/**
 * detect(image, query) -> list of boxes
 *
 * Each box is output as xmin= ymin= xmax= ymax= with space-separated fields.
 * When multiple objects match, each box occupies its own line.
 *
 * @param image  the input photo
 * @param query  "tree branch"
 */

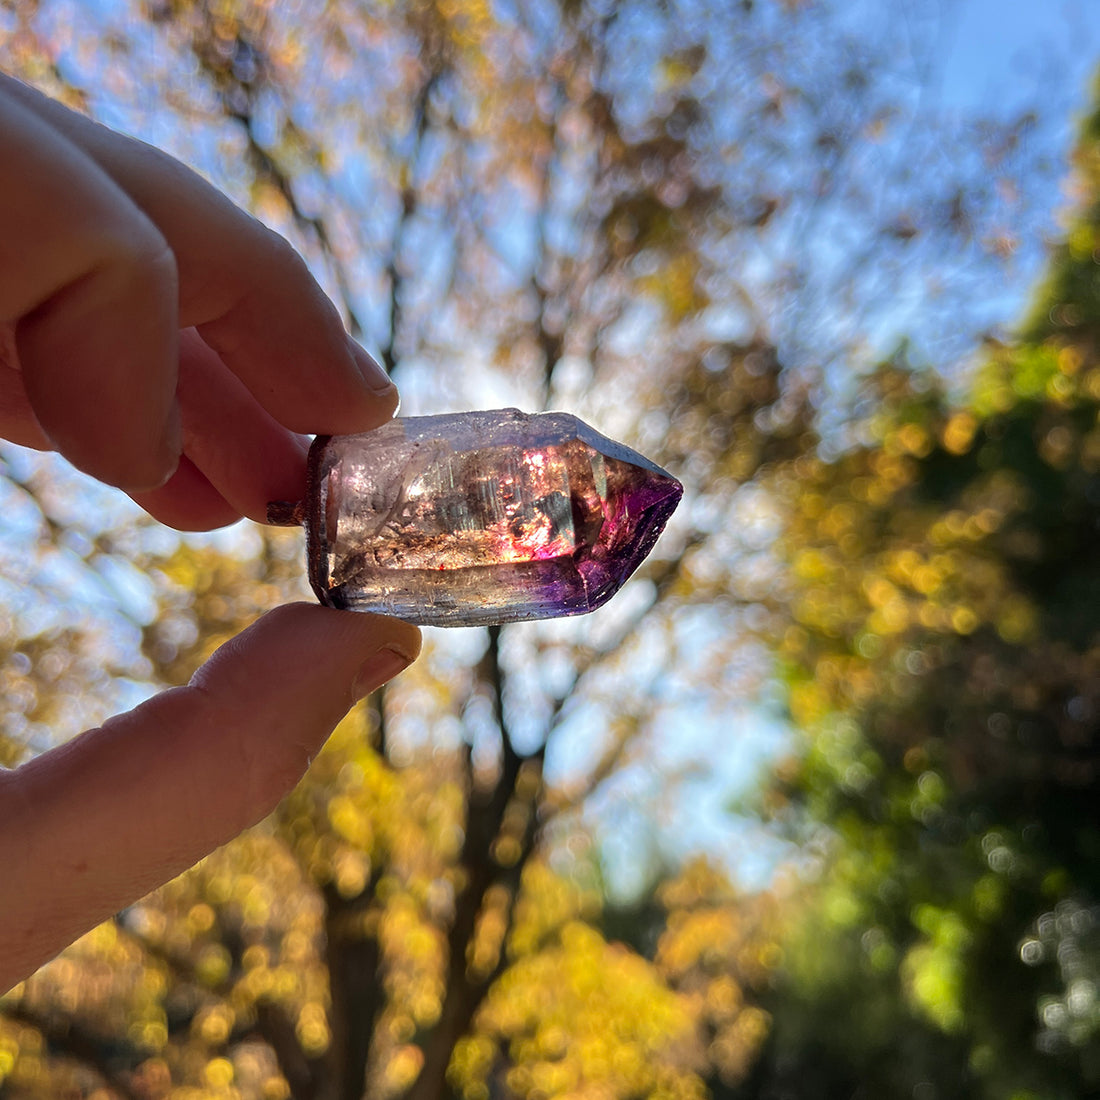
xmin=322 ymin=880 xmax=386 ymax=1100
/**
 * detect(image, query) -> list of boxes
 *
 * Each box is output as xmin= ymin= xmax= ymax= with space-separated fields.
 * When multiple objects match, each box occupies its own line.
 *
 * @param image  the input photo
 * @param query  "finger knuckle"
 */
xmin=100 ymin=220 xmax=177 ymax=301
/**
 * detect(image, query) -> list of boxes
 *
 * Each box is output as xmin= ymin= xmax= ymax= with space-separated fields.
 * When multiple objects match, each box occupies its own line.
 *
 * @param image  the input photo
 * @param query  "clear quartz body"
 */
xmin=303 ymin=409 xmax=682 ymax=627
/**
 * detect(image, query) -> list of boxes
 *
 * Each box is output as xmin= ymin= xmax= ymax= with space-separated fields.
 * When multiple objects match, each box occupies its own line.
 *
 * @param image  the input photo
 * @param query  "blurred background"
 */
xmin=2 ymin=0 xmax=1100 ymax=1097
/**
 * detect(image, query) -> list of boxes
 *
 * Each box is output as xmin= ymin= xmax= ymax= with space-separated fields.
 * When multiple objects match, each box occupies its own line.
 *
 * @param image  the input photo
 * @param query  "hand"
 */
xmin=0 ymin=76 xmax=421 ymax=991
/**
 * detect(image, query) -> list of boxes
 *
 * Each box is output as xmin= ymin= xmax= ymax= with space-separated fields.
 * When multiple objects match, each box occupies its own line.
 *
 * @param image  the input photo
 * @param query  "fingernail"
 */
xmin=107 ymin=402 xmax=182 ymax=491
xmin=347 ymin=337 xmax=395 ymax=396
xmin=352 ymin=645 xmax=414 ymax=699
xmin=139 ymin=402 xmax=183 ymax=491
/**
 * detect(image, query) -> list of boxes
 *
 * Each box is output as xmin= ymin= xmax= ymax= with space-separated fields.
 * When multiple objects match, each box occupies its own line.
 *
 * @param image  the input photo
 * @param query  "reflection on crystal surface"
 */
xmin=305 ymin=409 xmax=682 ymax=626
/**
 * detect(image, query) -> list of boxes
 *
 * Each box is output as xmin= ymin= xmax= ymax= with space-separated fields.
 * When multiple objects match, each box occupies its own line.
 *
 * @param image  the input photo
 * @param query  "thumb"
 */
xmin=0 ymin=603 xmax=420 ymax=990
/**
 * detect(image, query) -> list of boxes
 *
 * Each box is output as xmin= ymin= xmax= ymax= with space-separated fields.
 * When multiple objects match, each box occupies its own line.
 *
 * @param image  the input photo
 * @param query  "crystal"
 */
xmin=268 ymin=409 xmax=683 ymax=627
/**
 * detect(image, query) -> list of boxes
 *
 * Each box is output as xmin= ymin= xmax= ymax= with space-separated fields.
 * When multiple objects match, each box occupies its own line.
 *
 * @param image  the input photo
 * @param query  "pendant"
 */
xmin=268 ymin=409 xmax=683 ymax=627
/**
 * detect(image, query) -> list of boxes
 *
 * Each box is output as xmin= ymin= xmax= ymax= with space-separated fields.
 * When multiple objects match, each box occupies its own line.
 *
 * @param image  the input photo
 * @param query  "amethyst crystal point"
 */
xmin=275 ymin=409 xmax=682 ymax=627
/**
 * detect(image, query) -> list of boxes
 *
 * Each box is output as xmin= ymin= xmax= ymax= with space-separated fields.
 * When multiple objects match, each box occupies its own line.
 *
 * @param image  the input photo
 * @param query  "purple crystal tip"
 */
xmin=297 ymin=409 xmax=683 ymax=627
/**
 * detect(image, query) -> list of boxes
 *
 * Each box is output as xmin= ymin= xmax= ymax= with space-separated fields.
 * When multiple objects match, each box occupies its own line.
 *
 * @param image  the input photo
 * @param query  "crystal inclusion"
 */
xmin=277 ymin=410 xmax=682 ymax=627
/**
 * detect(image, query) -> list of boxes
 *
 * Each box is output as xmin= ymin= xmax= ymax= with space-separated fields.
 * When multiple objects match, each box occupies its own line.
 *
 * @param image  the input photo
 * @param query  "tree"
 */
xmin=0 ymin=1 xmax=1070 ymax=1098
xmin=742 ymin=75 xmax=1100 ymax=1100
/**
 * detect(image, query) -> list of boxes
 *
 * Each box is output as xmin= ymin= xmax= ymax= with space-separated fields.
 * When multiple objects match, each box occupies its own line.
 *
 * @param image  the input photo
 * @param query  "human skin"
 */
xmin=0 ymin=74 xmax=422 ymax=991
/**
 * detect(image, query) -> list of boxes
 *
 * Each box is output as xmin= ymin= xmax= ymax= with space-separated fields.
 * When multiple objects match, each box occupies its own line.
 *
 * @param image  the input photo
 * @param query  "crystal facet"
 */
xmin=270 ymin=409 xmax=683 ymax=627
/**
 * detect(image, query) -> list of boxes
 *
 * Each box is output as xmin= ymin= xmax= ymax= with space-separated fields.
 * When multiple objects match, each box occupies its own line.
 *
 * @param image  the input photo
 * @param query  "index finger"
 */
xmin=1 ymin=75 xmax=397 ymax=439
xmin=0 ymin=82 xmax=181 ymax=490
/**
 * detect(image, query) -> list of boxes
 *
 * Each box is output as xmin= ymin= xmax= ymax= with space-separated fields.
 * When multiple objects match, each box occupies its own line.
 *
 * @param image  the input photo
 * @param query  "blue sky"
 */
xmin=940 ymin=0 xmax=1100 ymax=114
